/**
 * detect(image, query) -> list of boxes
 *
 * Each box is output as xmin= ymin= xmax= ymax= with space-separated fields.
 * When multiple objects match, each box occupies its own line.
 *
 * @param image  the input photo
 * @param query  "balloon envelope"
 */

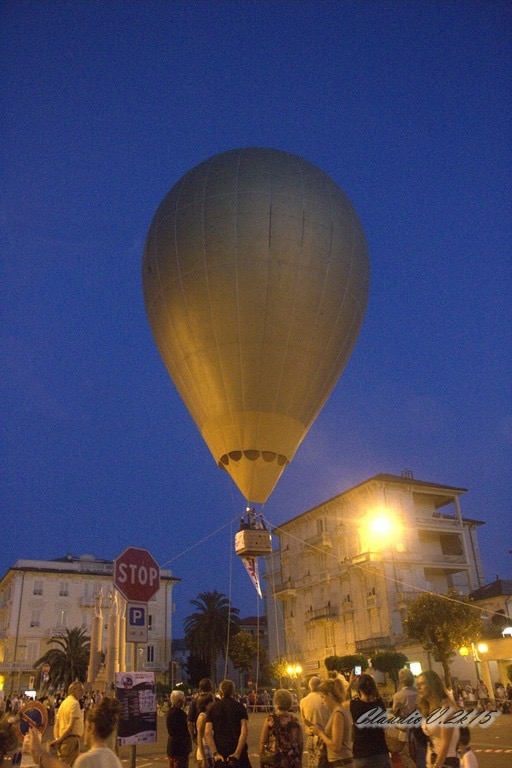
xmin=142 ymin=148 xmax=370 ymax=502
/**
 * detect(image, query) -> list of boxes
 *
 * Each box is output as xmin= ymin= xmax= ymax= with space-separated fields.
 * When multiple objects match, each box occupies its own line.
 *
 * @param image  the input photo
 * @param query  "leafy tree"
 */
xmin=184 ymin=590 xmax=240 ymax=682
xmin=228 ymin=631 xmax=259 ymax=675
xmin=34 ymin=627 xmax=90 ymax=691
xmin=269 ymin=656 xmax=292 ymax=687
xmin=404 ymin=591 xmax=483 ymax=687
xmin=370 ymin=651 xmax=409 ymax=691
xmin=184 ymin=654 xmax=210 ymax=687
xmin=325 ymin=654 xmax=367 ymax=676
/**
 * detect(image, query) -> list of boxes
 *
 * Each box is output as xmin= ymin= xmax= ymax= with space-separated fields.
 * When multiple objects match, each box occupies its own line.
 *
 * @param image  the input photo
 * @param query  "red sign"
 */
xmin=114 ymin=547 xmax=160 ymax=603
xmin=17 ymin=701 xmax=48 ymax=742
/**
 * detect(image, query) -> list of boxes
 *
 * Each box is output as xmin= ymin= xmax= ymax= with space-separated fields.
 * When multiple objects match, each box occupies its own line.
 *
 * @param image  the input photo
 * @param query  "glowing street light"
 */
xmin=459 ymin=641 xmax=488 ymax=683
xmin=363 ymin=509 xmax=403 ymax=552
xmin=286 ymin=663 xmax=302 ymax=678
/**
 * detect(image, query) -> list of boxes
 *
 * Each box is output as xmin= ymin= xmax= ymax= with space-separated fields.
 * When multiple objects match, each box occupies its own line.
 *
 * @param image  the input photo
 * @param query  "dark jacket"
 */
xmin=166 ymin=705 xmax=192 ymax=757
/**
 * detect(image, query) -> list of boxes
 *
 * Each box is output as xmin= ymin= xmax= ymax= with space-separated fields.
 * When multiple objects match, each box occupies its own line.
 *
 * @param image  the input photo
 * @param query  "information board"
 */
xmin=115 ymin=671 xmax=157 ymax=746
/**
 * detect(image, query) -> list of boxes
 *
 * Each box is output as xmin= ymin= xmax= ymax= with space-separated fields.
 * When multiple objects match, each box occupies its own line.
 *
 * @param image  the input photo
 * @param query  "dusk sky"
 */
xmin=2 ymin=1 xmax=511 ymax=636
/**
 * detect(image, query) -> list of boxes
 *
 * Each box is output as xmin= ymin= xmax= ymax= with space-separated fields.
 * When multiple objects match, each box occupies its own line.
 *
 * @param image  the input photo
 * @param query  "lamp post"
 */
xmin=459 ymin=642 xmax=489 ymax=690
xmin=286 ymin=663 xmax=303 ymax=704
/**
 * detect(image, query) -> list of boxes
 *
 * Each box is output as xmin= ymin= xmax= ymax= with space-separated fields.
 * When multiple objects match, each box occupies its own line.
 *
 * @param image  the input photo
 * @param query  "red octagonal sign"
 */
xmin=114 ymin=547 xmax=160 ymax=603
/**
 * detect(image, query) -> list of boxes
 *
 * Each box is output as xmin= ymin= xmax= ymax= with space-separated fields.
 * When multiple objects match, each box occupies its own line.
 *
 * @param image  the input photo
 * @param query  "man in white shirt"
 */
xmin=300 ymin=677 xmax=330 ymax=768
xmin=51 ymin=682 xmax=84 ymax=765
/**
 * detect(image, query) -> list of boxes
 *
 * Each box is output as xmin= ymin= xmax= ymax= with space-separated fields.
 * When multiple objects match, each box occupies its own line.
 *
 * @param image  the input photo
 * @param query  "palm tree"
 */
xmin=34 ymin=627 xmax=90 ymax=692
xmin=184 ymin=590 xmax=240 ymax=682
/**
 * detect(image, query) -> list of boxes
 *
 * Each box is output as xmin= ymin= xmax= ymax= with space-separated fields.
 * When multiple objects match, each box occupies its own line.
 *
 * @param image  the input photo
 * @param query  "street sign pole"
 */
xmin=113 ymin=548 xmax=160 ymax=768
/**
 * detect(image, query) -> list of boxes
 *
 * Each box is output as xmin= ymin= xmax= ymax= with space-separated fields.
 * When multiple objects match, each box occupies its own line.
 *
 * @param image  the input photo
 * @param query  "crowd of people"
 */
xmin=0 ymin=670 xmax=510 ymax=768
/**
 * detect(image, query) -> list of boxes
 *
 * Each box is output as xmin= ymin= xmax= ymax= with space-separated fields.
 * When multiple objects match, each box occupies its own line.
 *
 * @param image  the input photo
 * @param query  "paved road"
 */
xmin=25 ymin=709 xmax=511 ymax=768
xmin=115 ymin=710 xmax=512 ymax=768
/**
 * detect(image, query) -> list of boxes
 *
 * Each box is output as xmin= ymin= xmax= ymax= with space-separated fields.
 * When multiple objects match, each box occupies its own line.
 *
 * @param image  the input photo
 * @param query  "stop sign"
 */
xmin=114 ymin=547 xmax=160 ymax=603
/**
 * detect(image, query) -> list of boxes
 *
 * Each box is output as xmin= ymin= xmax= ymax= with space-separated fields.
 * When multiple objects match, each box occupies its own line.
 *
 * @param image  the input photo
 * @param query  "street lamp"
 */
xmin=286 ymin=663 xmax=302 ymax=678
xmin=365 ymin=510 xmax=403 ymax=551
xmin=286 ymin=663 xmax=303 ymax=704
xmin=459 ymin=641 xmax=488 ymax=684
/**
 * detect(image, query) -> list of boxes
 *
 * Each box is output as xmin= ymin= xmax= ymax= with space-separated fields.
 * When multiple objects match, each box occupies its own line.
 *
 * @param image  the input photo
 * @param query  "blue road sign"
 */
xmin=127 ymin=602 xmax=148 ymax=642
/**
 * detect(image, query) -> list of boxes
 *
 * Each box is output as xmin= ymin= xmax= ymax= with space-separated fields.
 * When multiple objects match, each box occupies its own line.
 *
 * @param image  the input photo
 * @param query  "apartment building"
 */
xmin=265 ymin=472 xmax=492 ymax=682
xmin=0 ymin=553 xmax=178 ymax=693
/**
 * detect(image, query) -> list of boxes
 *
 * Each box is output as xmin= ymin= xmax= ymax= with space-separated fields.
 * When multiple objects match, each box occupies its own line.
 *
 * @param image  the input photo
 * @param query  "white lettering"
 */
xmin=128 ymin=564 xmax=138 ymax=581
xmin=118 ymin=563 xmax=128 ymax=583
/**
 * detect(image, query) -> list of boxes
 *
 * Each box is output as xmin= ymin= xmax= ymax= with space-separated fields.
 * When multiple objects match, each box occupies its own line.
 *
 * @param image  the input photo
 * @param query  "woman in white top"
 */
xmin=417 ymin=671 xmax=460 ymax=768
xmin=30 ymin=697 xmax=123 ymax=768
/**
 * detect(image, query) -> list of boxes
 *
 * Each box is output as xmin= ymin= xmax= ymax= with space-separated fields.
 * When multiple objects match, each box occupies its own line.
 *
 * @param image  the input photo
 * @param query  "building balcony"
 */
xmin=306 ymin=531 xmax=333 ymax=550
xmin=48 ymin=626 xmax=67 ymax=637
xmin=350 ymin=551 xmax=382 ymax=565
xmin=355 ymin=636 xmax=394 ymax=653
xmin=272 ymin=579 xmax=297 ymax=598
xmin=415 ymin=514 xmax=461 ymax=532
xmin=306 ymin=604 xmax=339 ymax=623
xmin=429 ymin=553 xmax=467 ymax=566
xmin=340 ymin=600 xmax=354 ymax=614
xmin=301 ymin=572 xmax=314 ymax=587
xmin=79 ymin=596 xmax=97 ymax=607
xmin=0 ymin=661 xmax=34 ymax=672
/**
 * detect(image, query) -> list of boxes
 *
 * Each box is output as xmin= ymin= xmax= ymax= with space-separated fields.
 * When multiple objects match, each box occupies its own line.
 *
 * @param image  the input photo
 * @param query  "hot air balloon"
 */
xmin=142 ymin=147 xmax=370 ymax=505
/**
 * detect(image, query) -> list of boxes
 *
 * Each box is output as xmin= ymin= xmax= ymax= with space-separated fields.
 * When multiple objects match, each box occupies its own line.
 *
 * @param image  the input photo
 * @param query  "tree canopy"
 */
xmin=228 ymin=630 xmax=260 ymax=675
xmin=268 ymin=656 xmax=293 ymax=687
xmin=370 ymin=651 xmax=409 ymax=690
xmin=184 ymin=590 xmax=240 ymax=682
xmin=404 ymin=591 xmax=483 ymax=687
xmin=34 ymin=627 xmax=90 ymax=692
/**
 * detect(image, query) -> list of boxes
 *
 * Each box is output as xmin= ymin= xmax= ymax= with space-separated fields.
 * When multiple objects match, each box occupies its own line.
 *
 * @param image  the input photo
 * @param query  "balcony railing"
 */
xmin=355 ymin=636 xmax=394 ymax=653
xmin=306 ymin=531 xmax=333 ymax=550
xmin=79 ymin=596 xmax=97 ymax=607
xmin=350 ymin=551 xmax=381 ymax=565
xmin=429 ymin=553 xmax=467 ymax=565
xmin=306 ymin=605 xmax=339 ymax=623
xmin=0 ymin=661 xmax=34 ymax=672
xmin=272 ymin=579 xmax=297 ymax=598
xmin=415 ymin=514 xmax=462 ymax=532
xmin=48 ymin=626 xmax=67 ymax=637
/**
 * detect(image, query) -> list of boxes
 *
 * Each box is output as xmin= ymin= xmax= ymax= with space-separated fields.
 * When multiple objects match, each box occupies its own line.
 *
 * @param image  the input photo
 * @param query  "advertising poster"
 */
xmin=115 ymin=671 xmax=157 ymax=746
